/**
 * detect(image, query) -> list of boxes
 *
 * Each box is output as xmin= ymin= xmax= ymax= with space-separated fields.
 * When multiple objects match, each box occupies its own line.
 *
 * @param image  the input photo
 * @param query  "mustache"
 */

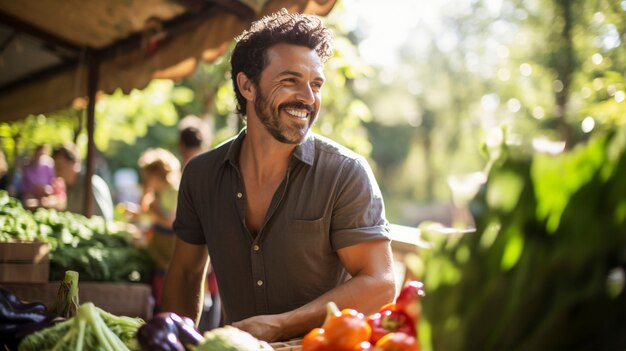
xmin=279 ymin=101 xmax=315 ymax=114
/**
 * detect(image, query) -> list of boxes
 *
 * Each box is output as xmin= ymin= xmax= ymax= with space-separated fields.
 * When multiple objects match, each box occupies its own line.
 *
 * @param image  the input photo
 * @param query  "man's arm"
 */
xmin=161 ymin=236 xmax=209 ymax=324
xmin=233 ymin=239 xmax=396 ymax=342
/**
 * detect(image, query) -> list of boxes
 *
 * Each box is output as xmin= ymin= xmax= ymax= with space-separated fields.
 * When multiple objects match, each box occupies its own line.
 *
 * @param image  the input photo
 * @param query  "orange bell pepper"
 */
xmin=301 ymin=302 xmax=372 ymax=351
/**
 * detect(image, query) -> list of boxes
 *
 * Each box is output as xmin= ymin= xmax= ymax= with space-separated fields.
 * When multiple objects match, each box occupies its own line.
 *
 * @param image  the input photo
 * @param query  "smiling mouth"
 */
xmin=285 ymin=108 xmax=309 ymax=119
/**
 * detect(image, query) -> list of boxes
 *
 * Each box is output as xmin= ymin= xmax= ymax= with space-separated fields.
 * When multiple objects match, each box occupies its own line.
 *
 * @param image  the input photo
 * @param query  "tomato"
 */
xmin=302 ymin=327 xmax=327 ymax=351
xmin=374 ymin=332 xmax=419 ymax=351
xmin=323 ymin=308 xmax=372 ymax=351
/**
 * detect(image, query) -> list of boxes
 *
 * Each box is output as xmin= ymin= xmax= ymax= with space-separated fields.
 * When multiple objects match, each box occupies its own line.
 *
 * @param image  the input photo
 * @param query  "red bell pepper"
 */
xmin=367 ymin=308 xmax=416 ymax=344
xmin=394 ymin=281 xmax=425 ymax=327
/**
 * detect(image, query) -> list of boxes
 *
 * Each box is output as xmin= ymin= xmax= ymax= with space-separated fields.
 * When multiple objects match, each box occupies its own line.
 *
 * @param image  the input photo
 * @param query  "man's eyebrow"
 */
xmin=278 ymin=70 xmax=325 ymax=82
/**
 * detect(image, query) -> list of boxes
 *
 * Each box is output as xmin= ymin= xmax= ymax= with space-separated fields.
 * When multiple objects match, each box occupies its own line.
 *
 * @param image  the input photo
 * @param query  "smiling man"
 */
xmin=161 ymin=8 xmax=396 ymax=342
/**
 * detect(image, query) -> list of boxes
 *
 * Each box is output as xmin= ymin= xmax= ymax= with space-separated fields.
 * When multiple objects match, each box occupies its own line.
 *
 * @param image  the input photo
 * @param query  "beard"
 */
xmin=253 ymin=87 xmax=316 ymax=145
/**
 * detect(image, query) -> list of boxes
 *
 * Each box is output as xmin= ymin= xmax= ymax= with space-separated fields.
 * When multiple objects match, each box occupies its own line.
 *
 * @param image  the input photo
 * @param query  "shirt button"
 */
xmin=257 ymin=280 xmax=263 ymax=286
xmin=253 ymin=245 xmax=260 ymax=252
xmin=237 ymin=192 xmax=243 ymax=198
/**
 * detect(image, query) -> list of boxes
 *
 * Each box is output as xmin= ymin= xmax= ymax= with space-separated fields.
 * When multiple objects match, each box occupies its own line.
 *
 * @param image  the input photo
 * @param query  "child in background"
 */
xmin=137 ymin=148 xmax=181 ymax=312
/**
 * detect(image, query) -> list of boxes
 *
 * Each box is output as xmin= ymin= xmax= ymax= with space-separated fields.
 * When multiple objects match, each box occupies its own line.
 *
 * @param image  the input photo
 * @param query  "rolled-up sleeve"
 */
xmin=330 ymin=156 xmax=390 ymax=250
xmin=173 ymin=166 xmax=206 ymax=245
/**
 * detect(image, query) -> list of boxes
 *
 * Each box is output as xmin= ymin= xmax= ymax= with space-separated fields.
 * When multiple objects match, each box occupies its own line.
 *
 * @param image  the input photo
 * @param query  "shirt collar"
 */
xmin=223 ymin=128 xmax=246 ymax=168
xmin=292 ymin=133 xmax=315 ymax=166
xmin=223 ymin=128 xmax=316 ymax=168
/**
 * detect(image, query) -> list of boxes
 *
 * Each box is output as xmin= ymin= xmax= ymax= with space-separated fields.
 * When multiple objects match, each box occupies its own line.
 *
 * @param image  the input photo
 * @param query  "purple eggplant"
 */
xmin=0 ymin=288 xmax=49 ymax=325
xmin=165 ymin=313 xmax=204 ymax=347
xmin=137 ymin=313 xmax=185 ymax=351
xmin=0 ymin=288 xmax=59 ymax=351
xmin=137 ymin=312 xmax=205 ymax=351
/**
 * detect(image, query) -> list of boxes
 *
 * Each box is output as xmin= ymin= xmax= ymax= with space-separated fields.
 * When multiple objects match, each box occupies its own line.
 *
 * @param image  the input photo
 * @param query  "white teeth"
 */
xmin=286 ymin=109 xmax=308 ymax=118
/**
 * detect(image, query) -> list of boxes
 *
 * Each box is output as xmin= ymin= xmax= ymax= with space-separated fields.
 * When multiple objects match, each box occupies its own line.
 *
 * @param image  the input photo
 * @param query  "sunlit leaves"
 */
xmin=94 ymin=80 xmax=187 ymax=149
xmin=0 ymin=112 xmax=78 ymax=164
xmin=487 ymin=170 xmax=524 ymax=212
xmin=532 ymin=135 xmax=606 ymax=232
xmin=577 ymin=70 xmax=626 ymax=127
xmin=479 ymin=220 xmax=501 ymax=249
xmin=500 ymin=225 xmax=524 ymax=270
xmin=170 ymin=86 xmax=195 ymax=105
xmin=214 ymin=83 xmax=236 ymax=117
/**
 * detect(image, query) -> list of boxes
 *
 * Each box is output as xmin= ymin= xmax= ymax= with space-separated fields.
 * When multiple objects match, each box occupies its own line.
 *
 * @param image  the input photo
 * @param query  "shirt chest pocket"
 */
xmin=283 ymin=217 xmax=332 ymax=256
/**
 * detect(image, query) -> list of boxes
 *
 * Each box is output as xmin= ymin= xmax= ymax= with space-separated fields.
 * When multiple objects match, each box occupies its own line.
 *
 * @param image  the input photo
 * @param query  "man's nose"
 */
xmin=296 ymin=83 xmax=315 ymax=105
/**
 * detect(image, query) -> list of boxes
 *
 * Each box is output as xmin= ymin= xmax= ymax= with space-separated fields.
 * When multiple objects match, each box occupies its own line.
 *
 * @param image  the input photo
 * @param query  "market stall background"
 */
xmin=2 ymin=1 xmax=626 ymax=350
xmin=0 ymin=0 xmax=337 ymax=215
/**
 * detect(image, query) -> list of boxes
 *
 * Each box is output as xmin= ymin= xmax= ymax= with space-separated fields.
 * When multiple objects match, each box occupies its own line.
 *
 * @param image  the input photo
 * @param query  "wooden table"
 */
xmin=388 ymin=223 xmax=431 ymax=258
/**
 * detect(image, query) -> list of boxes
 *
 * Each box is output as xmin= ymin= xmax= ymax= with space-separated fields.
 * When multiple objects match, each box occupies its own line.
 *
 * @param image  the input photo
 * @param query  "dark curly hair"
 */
xmin=230 ymin=8 xmax=333 ymax=116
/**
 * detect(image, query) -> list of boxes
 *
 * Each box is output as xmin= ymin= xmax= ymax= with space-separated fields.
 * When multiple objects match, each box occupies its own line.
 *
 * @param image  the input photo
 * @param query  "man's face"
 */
xmin=252 ymin=43 xmax=325 ymax=144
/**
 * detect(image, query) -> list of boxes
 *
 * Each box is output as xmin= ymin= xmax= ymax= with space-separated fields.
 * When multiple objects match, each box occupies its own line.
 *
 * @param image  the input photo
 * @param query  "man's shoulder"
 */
xmin=312 ymin=133 xmax=363 ymax=162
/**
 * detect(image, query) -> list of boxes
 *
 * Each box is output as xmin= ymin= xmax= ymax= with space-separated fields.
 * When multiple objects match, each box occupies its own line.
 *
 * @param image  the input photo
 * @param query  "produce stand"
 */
xmin=0 ymin=241 xmax=49 ymax=283
xmin=270 ymin=339 xmax=302 ymax=350
xmin=0 ymin=281 xmax=153 ymax=320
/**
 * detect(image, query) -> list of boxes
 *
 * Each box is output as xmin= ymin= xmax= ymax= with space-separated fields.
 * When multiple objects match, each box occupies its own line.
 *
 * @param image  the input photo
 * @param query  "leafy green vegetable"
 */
xmin=414 ymin=127 xmax=626 ymax=350
xmin=0 ymin=191 xmax=152 ymax=283
xmin=52 ymin=271 xmax=80 ymax=318
xmin=18 ymin=302 xmax=143 ymax=351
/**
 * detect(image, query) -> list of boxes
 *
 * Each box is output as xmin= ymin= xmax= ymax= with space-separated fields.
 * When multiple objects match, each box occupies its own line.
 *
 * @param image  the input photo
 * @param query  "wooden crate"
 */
xmin=0 ymin=281 xmax=154 ymax=320
xmin=0 ymin=241 xmax=49 ymax=283
xmin=270 ymin=339 xmax=302 ymax=351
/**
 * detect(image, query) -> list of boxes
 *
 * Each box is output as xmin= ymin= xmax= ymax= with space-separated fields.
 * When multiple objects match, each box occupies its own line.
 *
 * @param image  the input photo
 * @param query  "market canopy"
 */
xmin=0 ymin=0 xmax=336 ymax=216
xmin=0 ymin=0 xmax=337 ymax=123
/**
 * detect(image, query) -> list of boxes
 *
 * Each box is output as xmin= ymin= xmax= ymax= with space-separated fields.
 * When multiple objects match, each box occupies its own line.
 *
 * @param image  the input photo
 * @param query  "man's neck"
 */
xmin=240 ymin=129 xmax=294 ymax=183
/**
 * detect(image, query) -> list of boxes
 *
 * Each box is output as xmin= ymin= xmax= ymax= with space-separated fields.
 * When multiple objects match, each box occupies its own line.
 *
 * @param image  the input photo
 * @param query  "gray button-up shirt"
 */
xmin=174 ymin=130 xmax=389 ymax=324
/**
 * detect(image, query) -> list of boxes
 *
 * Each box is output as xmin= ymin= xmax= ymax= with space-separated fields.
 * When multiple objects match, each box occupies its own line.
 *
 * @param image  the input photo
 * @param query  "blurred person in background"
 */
xmin=178 ymin=115 xmax=221 ymax=331
xmin=178 ymin=115 xmax=209 ymax=166
xmin=21 ymin=144 xmax=64 ymax=209
xmin=135 ymin=147 xmax=181 ymax=313
xmin=52 ymin=144 xmax=114 ymax=221
xmin=0 ymin=148 xmax=9 ymax=191
xmin=7 ymin=154 xmax=25 ymax=199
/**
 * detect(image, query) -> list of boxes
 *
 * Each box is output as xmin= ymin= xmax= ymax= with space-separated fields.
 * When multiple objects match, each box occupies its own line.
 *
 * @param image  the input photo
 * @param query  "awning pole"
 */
xmin=83 ymin=50 xmax=99 ymax=217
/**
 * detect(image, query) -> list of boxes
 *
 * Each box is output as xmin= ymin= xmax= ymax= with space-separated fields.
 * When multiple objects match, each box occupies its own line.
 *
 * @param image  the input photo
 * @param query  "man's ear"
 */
xmin=237 ymin=72 xmax=256 ymax=101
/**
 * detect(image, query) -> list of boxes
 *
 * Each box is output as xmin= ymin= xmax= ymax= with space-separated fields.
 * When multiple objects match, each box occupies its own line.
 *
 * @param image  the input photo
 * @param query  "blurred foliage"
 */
xmin=410 ymin=125 xmax=626 ymax=350
xmin=0 ymin=0 xmax=625 ymax=226
xmin=346 ymin=0 xmax=626 ymax=224
xmin=0 ymin=80 xmax=191 ymax=173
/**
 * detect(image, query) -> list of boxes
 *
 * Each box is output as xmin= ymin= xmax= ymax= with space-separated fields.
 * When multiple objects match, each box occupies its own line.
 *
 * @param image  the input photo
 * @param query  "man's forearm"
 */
xmin=279 ymin=273 xmax=395 ymax=340
xmin=161 ymin=269 xmax=206 ymax=324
